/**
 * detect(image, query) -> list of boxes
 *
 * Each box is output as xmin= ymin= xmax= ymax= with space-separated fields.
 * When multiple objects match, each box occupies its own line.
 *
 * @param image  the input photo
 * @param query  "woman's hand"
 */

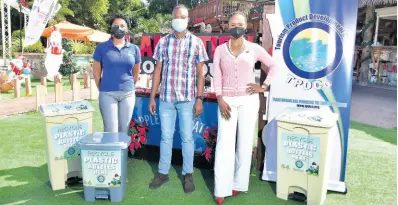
xmin=246 ymin=83 xmax=264 ymax=95
xmin=93 ymin=61 xmax=102 ymax=89
xmin=217 ymin=97 xmax=231 ymax=120
xmin=133 ymin=63 xmax=140 ymax=85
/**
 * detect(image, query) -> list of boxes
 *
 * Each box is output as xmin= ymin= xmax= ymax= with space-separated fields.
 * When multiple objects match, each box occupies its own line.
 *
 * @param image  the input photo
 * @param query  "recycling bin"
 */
xmin=276 ymin=109 xmax=338 ymax=205
xmin=78 ymin=132 xmax=131 ymax=202
xmin=39 ymin=100 xmax=94 ymax=190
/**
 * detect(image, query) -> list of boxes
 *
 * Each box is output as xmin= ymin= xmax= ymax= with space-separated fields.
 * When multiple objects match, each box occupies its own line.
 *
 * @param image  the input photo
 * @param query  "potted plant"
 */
xmin=58 ymin=38 xmax=80 ymax=87
xmin=127 ymin=119 xmax=149 ymax=156
xmin=202 ymin=124 xmax=218 ymax=165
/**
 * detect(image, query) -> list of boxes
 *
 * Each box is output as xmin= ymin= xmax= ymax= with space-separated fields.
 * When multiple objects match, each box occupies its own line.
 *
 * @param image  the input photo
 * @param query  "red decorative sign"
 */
xmin=21 ymin=0 xmax=28 ymax=8
xmin=192 ymin=18 xmax=204 ymax=24
xmin=250 ymin=12 xmax=261 ymax=19
xmin=139 ymin=33 xmax=256 ymax=60
xmin=137 ymin=33 xmax=258 ymax=96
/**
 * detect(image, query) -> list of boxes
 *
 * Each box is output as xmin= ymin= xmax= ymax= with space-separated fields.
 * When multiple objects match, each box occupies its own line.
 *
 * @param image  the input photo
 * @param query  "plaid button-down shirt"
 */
xmin=153 ymin=31 xmax=209 ymax=102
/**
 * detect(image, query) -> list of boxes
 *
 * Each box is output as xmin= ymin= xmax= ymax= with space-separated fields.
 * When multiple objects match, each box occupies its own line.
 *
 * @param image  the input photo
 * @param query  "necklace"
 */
xmin=228 ymin=39 xmax=246 ymax=58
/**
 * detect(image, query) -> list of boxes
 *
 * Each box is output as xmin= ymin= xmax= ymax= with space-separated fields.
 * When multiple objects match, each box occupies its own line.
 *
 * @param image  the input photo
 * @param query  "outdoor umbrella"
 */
xmin=41 ymin=21 xmax=94 ymax=41
xmin=85 ymin=30 xmax=111 ymax=43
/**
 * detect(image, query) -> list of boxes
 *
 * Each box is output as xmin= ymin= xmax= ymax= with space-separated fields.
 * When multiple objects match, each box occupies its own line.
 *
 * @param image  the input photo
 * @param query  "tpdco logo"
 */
xmin=275 ymin=14 xmax=346 ymax=90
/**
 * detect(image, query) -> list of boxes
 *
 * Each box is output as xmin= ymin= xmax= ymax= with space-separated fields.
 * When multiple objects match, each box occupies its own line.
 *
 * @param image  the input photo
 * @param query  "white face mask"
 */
xmin=172 ymin=19 xmax=188 ymax=32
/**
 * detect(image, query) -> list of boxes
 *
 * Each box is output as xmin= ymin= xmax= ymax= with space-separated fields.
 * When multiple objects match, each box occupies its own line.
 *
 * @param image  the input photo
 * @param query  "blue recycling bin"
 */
xmin=78 ymin=132 xmax=131 ymax=202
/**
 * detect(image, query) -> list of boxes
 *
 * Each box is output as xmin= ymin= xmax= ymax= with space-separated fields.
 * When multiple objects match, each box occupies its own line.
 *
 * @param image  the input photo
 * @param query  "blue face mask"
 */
xmin=172 ymin=19 xmax=188 ymax=32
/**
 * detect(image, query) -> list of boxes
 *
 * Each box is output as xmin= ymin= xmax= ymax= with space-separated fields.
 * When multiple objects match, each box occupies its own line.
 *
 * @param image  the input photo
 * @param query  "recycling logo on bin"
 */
xmin=97 ymin=175 xmax=105 ymax=183
xmin=295 ymin=160 xmax=304 ymax=168
xmin=68 ymin=147 xmax=76 ymax=155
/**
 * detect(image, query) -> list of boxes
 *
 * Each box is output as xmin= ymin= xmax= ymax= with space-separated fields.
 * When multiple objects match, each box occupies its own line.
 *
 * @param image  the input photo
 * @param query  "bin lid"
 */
xmin=39 ymin=100 xmax=94 ymax=116
xmin=78 ymin=132 xmax=131 ymax=149
xmin=276 ymin=109 xmax=338 ymax=128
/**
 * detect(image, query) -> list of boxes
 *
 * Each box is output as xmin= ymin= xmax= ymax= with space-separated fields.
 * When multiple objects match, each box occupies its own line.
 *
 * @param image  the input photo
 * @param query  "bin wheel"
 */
xmin=343 ymin=186 xmax=348 ymax=195
xmin=66 ymin=176 xmax=82 ymax=185
xmin=288 ymin=192 xmax=306 ymax=202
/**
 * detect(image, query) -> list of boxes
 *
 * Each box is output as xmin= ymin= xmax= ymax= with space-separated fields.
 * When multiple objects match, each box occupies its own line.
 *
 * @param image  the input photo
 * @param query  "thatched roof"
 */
xmin=359 ymin=0 xmax=397 ymax=8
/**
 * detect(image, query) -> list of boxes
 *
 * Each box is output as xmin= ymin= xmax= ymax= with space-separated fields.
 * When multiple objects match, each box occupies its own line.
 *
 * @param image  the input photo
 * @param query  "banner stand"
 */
xmin=261 ymin=0 xmax=358 ymax=194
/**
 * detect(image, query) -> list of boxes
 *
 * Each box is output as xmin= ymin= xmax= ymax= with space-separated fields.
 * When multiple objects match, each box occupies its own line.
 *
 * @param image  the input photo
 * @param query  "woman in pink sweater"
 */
xmin=213 ymin=12 xmax=277 ymax=204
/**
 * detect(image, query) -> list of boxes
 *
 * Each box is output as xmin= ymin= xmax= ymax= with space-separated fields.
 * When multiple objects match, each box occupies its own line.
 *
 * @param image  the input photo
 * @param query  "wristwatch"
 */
xmin=196 ymin=96 xmax=204 ymax=101
xmin=261 ymin=84 xmax=269 ymax=92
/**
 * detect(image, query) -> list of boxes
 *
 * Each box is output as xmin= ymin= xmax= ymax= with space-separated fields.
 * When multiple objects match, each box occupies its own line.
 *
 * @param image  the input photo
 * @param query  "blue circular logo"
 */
xmin=295 ymin=160 xmax=304 ymax=168
xmin=283 ymin=22 xmax=343 ymax=79
xmin=67 ymin=147 xmax=75 ymax=155
xmin=97 ymin=175 xmax=105 ymax=183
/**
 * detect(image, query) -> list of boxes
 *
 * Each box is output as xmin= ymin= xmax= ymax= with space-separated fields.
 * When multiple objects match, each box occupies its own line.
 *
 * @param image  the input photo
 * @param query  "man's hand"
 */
xmin=148 ymin=98 xmax=157 ymax=115
xmin=194 ymin=100 xmax=203 ymax=117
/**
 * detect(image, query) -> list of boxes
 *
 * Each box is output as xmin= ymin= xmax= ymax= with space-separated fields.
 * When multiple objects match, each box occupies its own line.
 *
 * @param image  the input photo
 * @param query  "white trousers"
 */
xmin=214 ymin=94 xmax=260 ymax=197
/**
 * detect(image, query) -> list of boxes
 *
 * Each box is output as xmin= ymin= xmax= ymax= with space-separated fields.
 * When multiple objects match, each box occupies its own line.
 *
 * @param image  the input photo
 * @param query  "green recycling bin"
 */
xmin=39 ymin=100 xmax=94 ymax=190
xmin=78 ymin=132 xmax=131 ymax=202
xmin=276 ymin=109 xmax=338 ymax=205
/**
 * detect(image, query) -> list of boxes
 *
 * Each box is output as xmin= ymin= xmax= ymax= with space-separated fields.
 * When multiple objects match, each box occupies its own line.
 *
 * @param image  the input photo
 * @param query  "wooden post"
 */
xmin=256 ymin=4 xmax=275 ymax=171
xmin=14 ymin=78 xmax=20 ymax=98
xmin=54 ymin=76 xmax=63 ymax=102
xmin=70 ymin=73 xmax=77 ymax=89
xmin=353 ymin=49 xmax=358 ymax=80
xmin=73 ymin=75 xmax=79 ymax=90
xmin=40 ymin=76 xmax=48 ymax=95
xmin=359 ymin=7 xmax=376 ymax=86
xmin=25 ymin=77 xmax=32 ymax=96
xmin=376 ymin=50 xmax=382 ymax=84
xmin=36 ymin=85 xmax=46 ymax=110
xmin=72 ymin=81 xmax=80 ymax=101
xmin=84 ymin=73 xmax=89 ymax=88
xmin=40 ymin=76 xmax=46 ymax=86
xmin=90 ymin=79 xmax=99 ymax=100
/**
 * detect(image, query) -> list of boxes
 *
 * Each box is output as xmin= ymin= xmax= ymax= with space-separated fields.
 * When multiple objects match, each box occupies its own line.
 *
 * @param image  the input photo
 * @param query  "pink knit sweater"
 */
xmin=213 ymin=40 xmax=277 ymax=97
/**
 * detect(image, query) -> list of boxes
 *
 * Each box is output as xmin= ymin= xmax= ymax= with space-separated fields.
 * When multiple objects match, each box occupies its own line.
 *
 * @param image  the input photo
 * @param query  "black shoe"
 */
xmin=183 ymin=173 xmax=195 ymax=194
xmin=149 ymin=174 xmax=169 ymax=189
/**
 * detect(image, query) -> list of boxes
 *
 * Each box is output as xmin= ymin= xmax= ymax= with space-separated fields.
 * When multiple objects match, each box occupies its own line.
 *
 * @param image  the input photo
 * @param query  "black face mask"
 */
xmin=229 ymin=27 xmax=246 ymax=39
xmin=111 ymin=26 xmax=126 ymax=39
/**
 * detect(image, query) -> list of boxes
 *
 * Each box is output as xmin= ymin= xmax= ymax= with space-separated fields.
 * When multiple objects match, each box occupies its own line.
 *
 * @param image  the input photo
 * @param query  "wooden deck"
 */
xmin=188 ymin=0 xmax=274 ymax=32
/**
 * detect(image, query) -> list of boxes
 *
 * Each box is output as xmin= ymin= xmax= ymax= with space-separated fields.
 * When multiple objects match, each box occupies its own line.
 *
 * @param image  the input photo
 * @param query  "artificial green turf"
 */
xmin=0 ymin=102 xmax=396 ymax=205
xmin=350 ymin=121 xmax=397 ymax=145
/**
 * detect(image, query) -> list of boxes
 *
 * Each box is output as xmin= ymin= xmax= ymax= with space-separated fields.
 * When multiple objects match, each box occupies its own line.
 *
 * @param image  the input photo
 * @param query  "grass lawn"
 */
xmin=0 ymin=101 xmax=396 ymax=205
xmin=0 ymin=78 xmax=85 ymax=101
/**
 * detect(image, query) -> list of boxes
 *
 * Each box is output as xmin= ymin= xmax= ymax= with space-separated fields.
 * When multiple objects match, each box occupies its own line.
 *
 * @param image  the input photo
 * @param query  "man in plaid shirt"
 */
xmin=148 ymin=5 xmax=209 ymax=194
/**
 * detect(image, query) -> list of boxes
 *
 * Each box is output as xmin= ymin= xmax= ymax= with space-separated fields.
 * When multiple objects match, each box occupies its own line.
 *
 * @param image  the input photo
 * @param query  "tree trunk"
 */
xmin=359 ymin=7 xmax=375 ymax=86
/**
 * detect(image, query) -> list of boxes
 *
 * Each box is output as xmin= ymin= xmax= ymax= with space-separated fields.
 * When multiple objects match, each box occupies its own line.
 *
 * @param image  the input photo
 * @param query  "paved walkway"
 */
xmin=352 ymin=80 xmax=397 ymax=91
xmin=350 ymin=84 xmax=397 ymax=128
xmin=0 ymin=88 xmax=91 ymax=117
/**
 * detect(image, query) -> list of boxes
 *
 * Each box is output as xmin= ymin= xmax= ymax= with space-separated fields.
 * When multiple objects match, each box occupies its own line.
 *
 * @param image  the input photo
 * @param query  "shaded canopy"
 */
xmin=42 ymin=21 xmax=110 ymax=42
xmin=359 ymin=0 xmax=397 ymax=8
